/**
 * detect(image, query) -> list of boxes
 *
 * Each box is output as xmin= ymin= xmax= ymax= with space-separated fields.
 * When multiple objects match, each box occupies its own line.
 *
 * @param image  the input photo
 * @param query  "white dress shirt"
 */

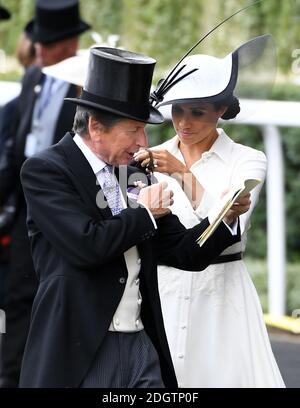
xmin=25 ymin=76 xmax=69 ymax=157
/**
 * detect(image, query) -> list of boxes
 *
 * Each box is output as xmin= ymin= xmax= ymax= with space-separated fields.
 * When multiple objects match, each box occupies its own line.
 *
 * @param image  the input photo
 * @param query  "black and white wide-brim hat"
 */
xmin=157 ymin=34 xmax=274 ymax=107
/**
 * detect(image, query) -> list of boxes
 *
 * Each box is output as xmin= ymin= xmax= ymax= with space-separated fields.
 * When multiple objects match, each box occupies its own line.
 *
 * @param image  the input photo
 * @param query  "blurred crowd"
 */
xmin=0 ymin=0 xmax=91 ymax=387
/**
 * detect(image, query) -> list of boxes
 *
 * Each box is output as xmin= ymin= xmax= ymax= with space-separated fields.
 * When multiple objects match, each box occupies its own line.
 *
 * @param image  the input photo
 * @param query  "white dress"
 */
xmin=155 ymin=129 xmax=285 ymax=388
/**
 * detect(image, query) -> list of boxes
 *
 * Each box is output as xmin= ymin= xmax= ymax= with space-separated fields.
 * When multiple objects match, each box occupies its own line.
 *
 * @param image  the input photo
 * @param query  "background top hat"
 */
xmin=65 ymin=47 xmax=164 ymax=125
xmin=29 ymin=0 xmax=90 ymax=44
xmin=0 ymin=5 xmax=11 ymax=20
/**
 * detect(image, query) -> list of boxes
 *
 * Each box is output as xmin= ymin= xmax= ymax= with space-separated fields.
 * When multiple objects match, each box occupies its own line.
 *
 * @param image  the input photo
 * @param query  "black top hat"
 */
xmin=29 ymin=0 xmax=90 ymax=44
xmin=0 ymin=5 xmax=10 ymax=20
xmin=65 ymin=47 xmax=164 ymax=125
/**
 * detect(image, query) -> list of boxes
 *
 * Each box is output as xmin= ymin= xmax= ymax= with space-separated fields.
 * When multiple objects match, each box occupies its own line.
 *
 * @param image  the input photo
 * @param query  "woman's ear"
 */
xmin=219 ymin=106 xmax=228 ymax=118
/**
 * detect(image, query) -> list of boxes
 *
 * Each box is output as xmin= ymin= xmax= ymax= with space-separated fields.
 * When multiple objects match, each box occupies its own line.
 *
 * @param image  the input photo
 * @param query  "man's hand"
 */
xmin=137 ymin=181 xmax=174 ymax=219
xmin=223 ymin=193 xmax=251 ymax=226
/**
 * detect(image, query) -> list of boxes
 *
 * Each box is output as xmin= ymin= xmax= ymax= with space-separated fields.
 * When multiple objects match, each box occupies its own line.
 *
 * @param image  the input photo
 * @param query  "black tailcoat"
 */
xmin=0 ymin=66 xmax=77 ymax=387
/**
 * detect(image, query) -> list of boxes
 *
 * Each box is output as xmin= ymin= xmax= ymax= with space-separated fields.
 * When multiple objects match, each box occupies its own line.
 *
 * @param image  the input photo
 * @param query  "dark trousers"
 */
xmin=80 ymin=331 xmax=165 ymax=388
xmin=0 ymin=209 xmax=38 ymax=387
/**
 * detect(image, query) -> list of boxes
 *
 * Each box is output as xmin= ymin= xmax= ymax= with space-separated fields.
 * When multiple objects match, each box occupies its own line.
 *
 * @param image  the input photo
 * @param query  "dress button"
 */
xmin=184 ymin=296 xmax=190 ymax=300
xmin=137 ymin=298 xmax=142 ymax=305
xmin=135 ymin=319 xmax=140 ymax=327
xmin=119 ymin=277 xmax=126 ymax=284
xmin=115 ymin=319 xmax=120 ymax=326
xmin=181 ymin=325 xmax=187 ymax=329
xmin=137 ymin=258 xmax=141 ymax=265
xmin=135 ymin=278 xmax=140 ymax=285
xmin=178 ymin=354 xmax=184 ymax=359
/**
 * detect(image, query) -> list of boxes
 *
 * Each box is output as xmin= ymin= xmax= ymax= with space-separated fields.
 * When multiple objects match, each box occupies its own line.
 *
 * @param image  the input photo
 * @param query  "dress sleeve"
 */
xmin=227 ymin=148 xmax=267 ymax=234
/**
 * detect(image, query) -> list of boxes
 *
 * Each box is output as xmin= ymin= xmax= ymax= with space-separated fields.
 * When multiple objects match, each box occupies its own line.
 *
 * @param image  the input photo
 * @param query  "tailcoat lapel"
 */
xmin=58 ymin=133 xmax=112 ymax=219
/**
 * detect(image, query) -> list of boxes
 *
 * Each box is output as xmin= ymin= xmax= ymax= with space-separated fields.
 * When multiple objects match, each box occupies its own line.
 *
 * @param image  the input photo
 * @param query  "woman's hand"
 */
xmin=133 ymin=149 xmax=188 ymax=175
xmin=223 ymin=193 xmax=251 ymax=226
xmin=133 ymin=148 xmax=204 ymax=209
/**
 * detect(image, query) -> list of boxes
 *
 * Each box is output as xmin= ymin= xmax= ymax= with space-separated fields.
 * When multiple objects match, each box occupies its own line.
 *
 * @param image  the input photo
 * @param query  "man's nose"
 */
xmin=136 ymin=129 xmax=148 ymax=147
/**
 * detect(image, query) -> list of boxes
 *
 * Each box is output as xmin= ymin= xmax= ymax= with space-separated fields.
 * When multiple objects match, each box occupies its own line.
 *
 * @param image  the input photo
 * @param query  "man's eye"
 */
xmin=192 ymin=111 xmax=204 ymax=117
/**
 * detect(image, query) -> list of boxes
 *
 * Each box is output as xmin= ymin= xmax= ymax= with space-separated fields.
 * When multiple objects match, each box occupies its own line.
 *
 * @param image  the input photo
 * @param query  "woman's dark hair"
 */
xmin=213 ymin=95 xmax=240 ymax=120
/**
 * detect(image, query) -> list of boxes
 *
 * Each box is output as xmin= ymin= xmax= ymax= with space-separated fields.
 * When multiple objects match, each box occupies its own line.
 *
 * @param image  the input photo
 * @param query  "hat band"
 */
xmin=81 ymin=90 xmax=150 ymax=120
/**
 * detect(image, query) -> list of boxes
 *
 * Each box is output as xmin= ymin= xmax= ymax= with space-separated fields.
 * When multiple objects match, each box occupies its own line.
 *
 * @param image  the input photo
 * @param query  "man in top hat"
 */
xmin=19 ymin=47 xmax=249 ymax=388
xmin=0 ymin=0 xmax=90 ymax=387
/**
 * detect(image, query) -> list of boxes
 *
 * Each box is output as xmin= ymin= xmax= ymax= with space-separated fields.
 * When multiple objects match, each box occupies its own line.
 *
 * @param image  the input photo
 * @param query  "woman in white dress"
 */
xmin=134 ymin=37 xmax=285 ymax=387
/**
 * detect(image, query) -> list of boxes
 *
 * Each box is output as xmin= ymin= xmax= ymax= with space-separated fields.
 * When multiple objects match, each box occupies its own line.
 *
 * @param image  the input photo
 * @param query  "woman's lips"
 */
xmin=178 ymin=131 xmax=194 ymax=138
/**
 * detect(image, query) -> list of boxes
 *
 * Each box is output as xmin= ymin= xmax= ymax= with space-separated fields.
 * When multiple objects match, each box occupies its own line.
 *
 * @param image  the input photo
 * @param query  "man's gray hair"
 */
xmin=73 ymin=106 xmax=123 ymax=137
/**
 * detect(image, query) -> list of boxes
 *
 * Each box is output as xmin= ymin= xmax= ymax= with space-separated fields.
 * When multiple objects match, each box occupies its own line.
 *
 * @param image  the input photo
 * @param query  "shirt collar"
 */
xmin=163 ymin=135 xmax=185 ymax=162
xmin=207 ymin=128 xmax=233 ymax=163
xmin=44 ymin=75 xmax=68 ymax=94
xmin=163 ymin=128 xmax=233 ymax=164
xmin=73 ymin=133 xmax=107 ymax=174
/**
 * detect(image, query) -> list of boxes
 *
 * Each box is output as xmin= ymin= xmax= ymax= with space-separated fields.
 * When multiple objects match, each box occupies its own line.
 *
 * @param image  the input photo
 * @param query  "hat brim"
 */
xmin=0 ymin=6 xmax=10 ymax=20
xmin=31 ymin=19 xmax=90 ymax=44
xmin=157 ymin=54 xmax=238 ymax=108
xmin=65 ymin=97 xmax=164 ymax=125
xmin=42 ymin=50 xmax=89 ymax=87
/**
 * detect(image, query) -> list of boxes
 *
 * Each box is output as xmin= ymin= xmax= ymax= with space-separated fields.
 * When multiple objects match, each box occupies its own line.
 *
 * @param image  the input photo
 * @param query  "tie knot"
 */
xmin=104 ymin=164 xmax=113 ymax=175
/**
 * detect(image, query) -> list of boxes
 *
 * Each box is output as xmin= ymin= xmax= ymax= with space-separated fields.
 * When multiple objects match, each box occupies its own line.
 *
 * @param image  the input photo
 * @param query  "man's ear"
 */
xmin=88 ymin=116 xmax=103 ymax=141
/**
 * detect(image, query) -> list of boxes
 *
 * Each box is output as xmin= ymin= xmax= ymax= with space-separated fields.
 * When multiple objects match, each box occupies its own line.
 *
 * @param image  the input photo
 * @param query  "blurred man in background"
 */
xmin=0 ymin=0 xmax=90 ymax=387
xmin=0 ymin=22 xmax=36 ymax=311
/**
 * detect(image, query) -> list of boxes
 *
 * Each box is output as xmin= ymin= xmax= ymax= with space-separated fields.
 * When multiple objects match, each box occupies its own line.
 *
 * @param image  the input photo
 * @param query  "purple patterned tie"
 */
xmin=102 ymin=165 xmax=123 ymax=215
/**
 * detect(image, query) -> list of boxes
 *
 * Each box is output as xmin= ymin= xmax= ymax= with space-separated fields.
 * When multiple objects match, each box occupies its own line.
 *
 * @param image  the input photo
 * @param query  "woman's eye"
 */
xmin=172 ymin=108 xmax=182 ymax=115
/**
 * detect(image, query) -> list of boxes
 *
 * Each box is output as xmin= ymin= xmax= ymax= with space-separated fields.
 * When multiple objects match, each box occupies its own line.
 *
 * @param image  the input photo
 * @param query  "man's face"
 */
xmin=88 ymin=117 xmax=148 ymax=166
xmin=35 ymin=36 xmax=78 ymax=67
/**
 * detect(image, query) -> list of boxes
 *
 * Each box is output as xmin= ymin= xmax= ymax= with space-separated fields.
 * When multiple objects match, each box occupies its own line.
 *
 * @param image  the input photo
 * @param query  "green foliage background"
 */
xmin=1 ymin=0 xmax=300 ymax=75
xmin=0 ymin=0 xmax=300 ymax=264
